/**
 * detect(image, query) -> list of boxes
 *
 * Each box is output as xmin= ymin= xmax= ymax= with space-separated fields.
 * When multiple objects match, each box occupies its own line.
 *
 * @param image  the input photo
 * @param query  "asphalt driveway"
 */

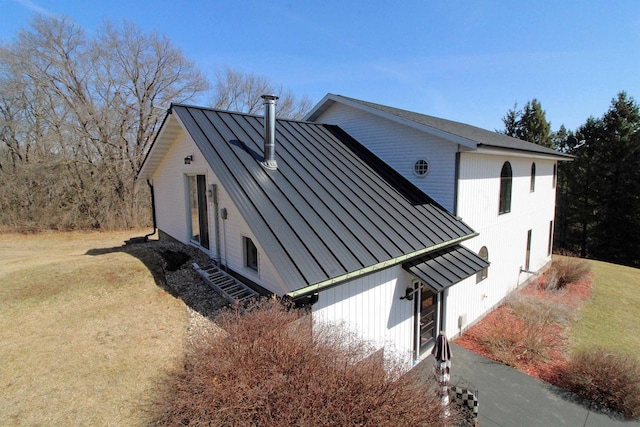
xmin=416 ymin=343 xmax=639 ymax=426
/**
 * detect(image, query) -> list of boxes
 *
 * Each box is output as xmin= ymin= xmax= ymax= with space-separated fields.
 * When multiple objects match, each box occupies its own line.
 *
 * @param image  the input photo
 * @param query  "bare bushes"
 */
xmin=544 ymin=255 xmax=591 ymax=291
xmin=478 ymin=295 xmax=570 ymax=367
xmin=148 ymin=299 xmax=450 ymax=426
xmin=561 ymin=348 xmax=640 ymax=419
xmin=0 ymin=160 xmax=151 ymax=231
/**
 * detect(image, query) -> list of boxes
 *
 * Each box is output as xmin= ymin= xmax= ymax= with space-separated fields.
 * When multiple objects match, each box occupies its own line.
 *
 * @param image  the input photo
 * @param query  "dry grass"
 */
xmin=0 ymin=231 xmax=188 ymax=426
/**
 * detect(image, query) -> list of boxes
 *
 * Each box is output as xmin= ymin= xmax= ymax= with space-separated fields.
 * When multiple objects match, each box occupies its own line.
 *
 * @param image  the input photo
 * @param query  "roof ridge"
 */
xmin=171 ymin=103 xmax=318 ymax=124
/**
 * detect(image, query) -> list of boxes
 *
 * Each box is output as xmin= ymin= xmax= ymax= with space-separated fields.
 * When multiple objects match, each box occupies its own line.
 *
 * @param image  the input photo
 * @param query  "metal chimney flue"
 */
xmin=261 ymin=94 xmax=279 ymax=170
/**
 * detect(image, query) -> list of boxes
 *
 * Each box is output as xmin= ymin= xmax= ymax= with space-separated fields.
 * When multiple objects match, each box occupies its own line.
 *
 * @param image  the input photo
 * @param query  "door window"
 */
xmin=187 ymin=175 xmax=209 ymax=249
xmin=415 ymin=284 xmax=437 ymax=358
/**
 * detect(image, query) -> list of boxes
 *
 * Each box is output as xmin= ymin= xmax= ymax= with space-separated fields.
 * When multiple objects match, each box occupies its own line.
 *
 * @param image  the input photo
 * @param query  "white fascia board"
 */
xmin=137 ymin=111 xmax=187 ymax=181
xmin=475 ymin=146 xmax=574 ymax=161
xmin=303 ymin=93 xmax=337 ymax=121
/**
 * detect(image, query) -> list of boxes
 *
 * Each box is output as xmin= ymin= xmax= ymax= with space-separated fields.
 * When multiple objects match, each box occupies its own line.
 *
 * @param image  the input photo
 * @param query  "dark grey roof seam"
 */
xmin=188 ymin=108 xmax=315 ymax=284
xmin=271 ymin=120 xmax=388 ymax=263
xmin=233 ymin=114 xmax=359 ymax=273
xmin=303 ymin=123 xmax=455 ymax=247
xmin=327 ymin=125 xmax=472 ymax=241
xmin=288 ymin=121 xmax=418 ymax=252
xmin=206 ymin=110 xmax=338 ymax=281
xmin=246 ymin=117 xmax=381 ymax=267
xmin=276 ymin=120 xmax=407 ymax=256
xmin=216 ymin=112 xmax=349 ymax=278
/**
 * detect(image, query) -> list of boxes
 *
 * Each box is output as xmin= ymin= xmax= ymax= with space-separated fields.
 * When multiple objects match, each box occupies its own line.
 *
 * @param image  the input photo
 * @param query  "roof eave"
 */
xmin=475 ymin=144 xmax=574 ymax=161
xmin=136 ymin=106 xmax=177 ymax=181
xmin=285 ymin=232 xmax=478 ymax=299
xmin=304 ymin=93 xmax=337 ymax=121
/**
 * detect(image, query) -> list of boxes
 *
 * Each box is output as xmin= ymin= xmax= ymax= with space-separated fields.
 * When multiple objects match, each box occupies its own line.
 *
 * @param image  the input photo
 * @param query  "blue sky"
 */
xmin=1 ymin=0 xmax=639 ymax=132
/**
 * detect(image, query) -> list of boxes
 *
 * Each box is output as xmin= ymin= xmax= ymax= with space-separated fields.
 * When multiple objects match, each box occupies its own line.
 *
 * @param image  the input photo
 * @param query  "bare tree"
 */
xmin=210 ymin=67 xmax=311 ymax=120
xmin=0 ymin=16 xmax=208 ymax=230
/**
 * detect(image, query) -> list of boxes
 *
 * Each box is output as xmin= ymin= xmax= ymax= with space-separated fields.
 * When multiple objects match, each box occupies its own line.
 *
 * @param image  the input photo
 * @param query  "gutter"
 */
xmin=286 ymin=233 xmax=478 ymax=299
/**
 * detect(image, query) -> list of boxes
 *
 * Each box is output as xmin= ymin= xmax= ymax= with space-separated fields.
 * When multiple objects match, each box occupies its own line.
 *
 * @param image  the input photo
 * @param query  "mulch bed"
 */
xmin=455 ymin=274 xmax=593 ymax=386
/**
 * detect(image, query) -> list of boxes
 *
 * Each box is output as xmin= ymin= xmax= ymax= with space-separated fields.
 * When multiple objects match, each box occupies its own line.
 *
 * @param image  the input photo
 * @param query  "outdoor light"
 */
xmin=184 ymin=155 xmax=194 ymax=165
xmin=400 ymin=287 xmax=414 ymax=301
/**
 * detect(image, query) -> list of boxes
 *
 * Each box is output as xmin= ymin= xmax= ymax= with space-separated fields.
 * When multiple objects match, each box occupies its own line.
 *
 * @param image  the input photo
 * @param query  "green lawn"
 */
xmin=569 ymin=259 xmax=640 ymax=357
xmin=0 ymin=231 xmax=188 ymax=426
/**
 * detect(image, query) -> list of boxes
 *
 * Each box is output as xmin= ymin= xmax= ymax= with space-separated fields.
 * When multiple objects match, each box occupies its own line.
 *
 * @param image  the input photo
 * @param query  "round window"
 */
xmin=413 ymin=159 xmax=430 ymax=177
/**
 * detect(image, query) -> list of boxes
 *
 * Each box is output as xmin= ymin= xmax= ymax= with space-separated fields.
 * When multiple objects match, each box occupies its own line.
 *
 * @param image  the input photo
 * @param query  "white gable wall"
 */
xmin=453 ymin=152 xmax=556 ymax=329
xmin=150 ymin=129 xmax=287 ymax=295
xmin=151 ymin=128 xmax=195 ymax=245
xmin=316 ymin=103 xmax=457 ymax=212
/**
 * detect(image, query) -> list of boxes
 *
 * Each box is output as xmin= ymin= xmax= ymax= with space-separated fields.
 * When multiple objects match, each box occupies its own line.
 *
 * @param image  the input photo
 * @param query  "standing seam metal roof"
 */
xmin=170 ymin=104 xmax=478 ymax=295
xmin=403 ymin=245 xmax=490 ymax=293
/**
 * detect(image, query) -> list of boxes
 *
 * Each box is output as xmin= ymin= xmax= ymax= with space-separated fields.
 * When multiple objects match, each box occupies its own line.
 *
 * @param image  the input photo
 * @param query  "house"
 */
xmin=137 ymin=94 xmax=570 ymax=365
xmin=306 ymin=94 xmax=572 ymax=337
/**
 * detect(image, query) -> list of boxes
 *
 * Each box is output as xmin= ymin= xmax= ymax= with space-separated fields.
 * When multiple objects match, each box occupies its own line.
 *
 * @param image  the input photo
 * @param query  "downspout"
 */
xmin=144 ymin=179 xmax=157 ymax=240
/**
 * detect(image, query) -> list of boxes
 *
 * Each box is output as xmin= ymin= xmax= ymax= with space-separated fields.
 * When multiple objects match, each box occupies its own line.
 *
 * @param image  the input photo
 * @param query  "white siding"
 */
xmin=314 ymin=102 xmax=559 ymax=336
xmin=152 ymin=129 xmax=197 ymax=246
xmin=312 ymin=266 xmax=417 ymax=364
xmin=452 ymin=152 xmax=557 ymax=329
xmin=151 ymin=131 xmax=288 ymax=296
xmin=316 ymin=103 xmax=457 ymax=211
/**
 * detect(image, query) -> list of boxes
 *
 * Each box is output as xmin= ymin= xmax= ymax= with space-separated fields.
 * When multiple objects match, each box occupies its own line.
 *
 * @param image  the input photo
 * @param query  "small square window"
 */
xmin=244 ymin=237 xmax=258 ymax=272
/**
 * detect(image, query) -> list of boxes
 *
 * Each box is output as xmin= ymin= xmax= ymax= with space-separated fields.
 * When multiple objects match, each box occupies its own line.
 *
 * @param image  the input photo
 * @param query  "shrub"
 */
xmin=148 ymin=299 xmax=453 ymax=426
xmin=479 ymin=295 xmax=568 ymax=366
xmin=562 ymin=347 xmax=640 ymax=419
xmin=545 ymin=255 xmax=591 ymax=291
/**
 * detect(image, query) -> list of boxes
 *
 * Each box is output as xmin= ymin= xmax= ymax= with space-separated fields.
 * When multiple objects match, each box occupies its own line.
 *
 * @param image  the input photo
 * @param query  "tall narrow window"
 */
xmin=476 ymin=246 xmax=489 ymax=283
xmin=244 ymin=237 xmax=258 ymax=272
xmin=499 ymin=162 xmax=512 ymax=214
xmin=548 ymin=221 xmax=554 ymax=256
xmin=530 ymin=162 xmax=536 ymax=192
xmin=525 ymin=229 xmax=532 ymax=271
xmin=552 ymin=163 xmax=557 ymax=188
xmin=187 ymin=175 xmax=209 ymax=249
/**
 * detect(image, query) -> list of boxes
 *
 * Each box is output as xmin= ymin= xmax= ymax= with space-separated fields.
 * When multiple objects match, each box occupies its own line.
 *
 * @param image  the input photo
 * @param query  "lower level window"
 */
xmin=525 ymin=230 xmax=532 ymax=271
xmin=244 ymin=237 xmax=258 ymax=272
xmin=476 ymin=246 xmax=489 ymax=283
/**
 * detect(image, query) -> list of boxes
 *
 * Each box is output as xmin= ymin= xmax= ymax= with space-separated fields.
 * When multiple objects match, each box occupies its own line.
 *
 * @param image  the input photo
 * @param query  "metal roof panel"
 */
xmin=403 ymin=245 xmax=490 ymax=292
xmin=167 ymin=104 xmax=478 ymax=294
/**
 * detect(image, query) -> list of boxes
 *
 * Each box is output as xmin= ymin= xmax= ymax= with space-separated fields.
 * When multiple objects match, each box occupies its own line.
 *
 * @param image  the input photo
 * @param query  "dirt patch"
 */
xmin=160 ymin=249 xmax=191 ymax=271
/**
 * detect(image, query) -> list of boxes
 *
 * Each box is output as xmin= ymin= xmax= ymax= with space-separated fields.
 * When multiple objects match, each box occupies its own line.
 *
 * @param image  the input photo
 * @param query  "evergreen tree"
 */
xmin=500 ymin=102 xmax=520 ymax=136
xmin=499 ymin=99 xmax=553 ymax=147
xmin=518 ymin=99 xmax=553 ymax=148
xmin=562 ymin=117 xmax=603 ymax=257
xmin=556 ymin=92 xmax=640 ymax=266
xmin=589 ymin=92 xmax=640 ymax=265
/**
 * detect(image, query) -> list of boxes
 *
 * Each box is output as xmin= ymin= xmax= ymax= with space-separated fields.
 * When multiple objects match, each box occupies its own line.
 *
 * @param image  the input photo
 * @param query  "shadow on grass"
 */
xmin=85 ymin=237 xmax=228 ymax=319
